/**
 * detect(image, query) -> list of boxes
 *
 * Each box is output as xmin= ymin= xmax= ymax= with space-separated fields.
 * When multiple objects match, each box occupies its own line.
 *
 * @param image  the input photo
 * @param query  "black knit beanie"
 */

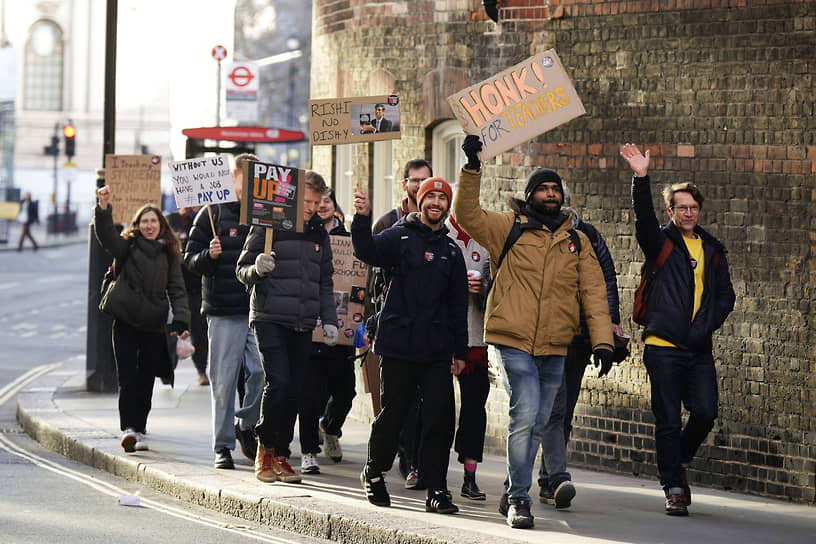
xmin=524 ymin=169 xmax=563 ymax=202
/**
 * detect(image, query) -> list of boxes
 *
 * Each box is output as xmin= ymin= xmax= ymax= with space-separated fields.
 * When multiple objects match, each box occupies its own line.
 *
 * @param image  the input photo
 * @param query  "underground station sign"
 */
xmin=182 ymin=127 xmax=306 ymax=143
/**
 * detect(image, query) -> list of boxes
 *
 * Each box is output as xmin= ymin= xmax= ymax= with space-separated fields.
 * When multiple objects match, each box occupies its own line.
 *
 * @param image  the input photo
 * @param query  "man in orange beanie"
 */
xmin=351 ymin=176 xmax=468 ymax=515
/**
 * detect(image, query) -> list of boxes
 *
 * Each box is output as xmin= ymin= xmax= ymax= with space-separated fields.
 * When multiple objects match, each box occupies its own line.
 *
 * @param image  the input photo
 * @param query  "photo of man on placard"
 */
xmin=353 ymin=103 xmax=399 ymax=134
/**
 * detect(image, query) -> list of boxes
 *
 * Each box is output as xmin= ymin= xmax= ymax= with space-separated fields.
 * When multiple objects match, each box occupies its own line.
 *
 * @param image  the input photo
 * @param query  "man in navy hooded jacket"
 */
xmin=351 ymin=176 xmax=468 ymax=515
xmin=621 ymin=144 xmax=735 ymax=517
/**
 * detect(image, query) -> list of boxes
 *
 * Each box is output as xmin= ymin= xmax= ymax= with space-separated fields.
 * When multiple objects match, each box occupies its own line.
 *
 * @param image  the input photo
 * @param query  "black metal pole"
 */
xmin=85 ymin=0 xmax=118 ymax=393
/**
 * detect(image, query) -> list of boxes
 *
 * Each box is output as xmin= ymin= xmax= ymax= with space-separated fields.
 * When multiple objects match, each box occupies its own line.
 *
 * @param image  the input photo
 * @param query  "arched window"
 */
xmin=23 ymin=20 xmax=63 ymax=111
xmin=431 ymin=120 xmax=465 ymax=191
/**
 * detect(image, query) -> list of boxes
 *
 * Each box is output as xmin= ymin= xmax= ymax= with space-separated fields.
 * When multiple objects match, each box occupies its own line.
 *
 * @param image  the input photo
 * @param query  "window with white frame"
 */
xmin=431 ymin=121 xmax=465 ymax=191
xmin=371 ymin=140 xmax=393 ymax=220
xmin=334 ymin=144 xmax=353 ymax=223
xmin=23 ymin=20 xmax=63 ymax=111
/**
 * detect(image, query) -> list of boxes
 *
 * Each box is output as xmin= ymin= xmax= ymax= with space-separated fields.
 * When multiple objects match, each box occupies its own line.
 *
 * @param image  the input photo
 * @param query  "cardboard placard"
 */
xmin=239 ymin=160 xmax=305 ymax=233
xmin=309 ymin=95 xmax=401 ymax=145
xmin=105 ymin=154 xmax=163 ymax=224
xmin=169 ymin=156 xmax=236 ymax=209
xmin=446 ymin=50 xmax=585 ymax=160
xmin=313 ymin=235 xmax=369 ymax=346
xmin=0 ymin=201 xmax=21 ymax=220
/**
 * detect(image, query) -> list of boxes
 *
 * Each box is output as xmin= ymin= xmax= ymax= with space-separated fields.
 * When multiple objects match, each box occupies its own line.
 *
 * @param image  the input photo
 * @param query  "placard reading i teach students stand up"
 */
xmin=239 ymin=160 xmax=306 ymax=254
xmin=105 ymin=155 xmax=163 ymax=224
xmin=447 ymin=49 xmax=586 ymax=160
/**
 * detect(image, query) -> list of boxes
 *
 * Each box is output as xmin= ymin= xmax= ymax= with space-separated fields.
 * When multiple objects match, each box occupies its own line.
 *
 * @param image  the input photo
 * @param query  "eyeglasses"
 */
xmin=672 ymin=205 xmax=700 ymax=214
xmin=375 ymin=108 xmax=385 ymax=112
xmin=405 ymin=177 xmax=425 ymax=184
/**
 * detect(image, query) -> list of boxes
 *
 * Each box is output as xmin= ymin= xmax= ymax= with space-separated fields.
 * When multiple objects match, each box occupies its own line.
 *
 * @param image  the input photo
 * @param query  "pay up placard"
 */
xmin=239 ymin=160 xmax=305 ymax=233
xmin=309 ymin=95 xmax=401 ymax=146
xmin=169 ymin=156 xmax=236 ymax=208
xmin=105 ymin=154 xmax=162 ymax=224
xmin=447 ymin=50 xmax=585 ymax=160
xmin=313 ymin=235 xmax=369 ymax=346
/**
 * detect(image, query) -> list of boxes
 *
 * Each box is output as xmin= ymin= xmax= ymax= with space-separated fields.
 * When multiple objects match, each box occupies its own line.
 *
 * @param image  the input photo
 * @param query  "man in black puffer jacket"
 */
xmin=621 ymin=143 xmax=735 ymax=517
xmin=185 ymin=153 xmax=265 ymax=471
xmin=236 ymin=171 xmax=339 ymax=484
xmin=352 ymin=176 xmax=468 ymax=516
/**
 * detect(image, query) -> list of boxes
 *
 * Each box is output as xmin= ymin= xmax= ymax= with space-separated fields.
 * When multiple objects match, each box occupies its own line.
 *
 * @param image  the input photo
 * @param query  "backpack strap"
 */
xmin=655 ymin=237 xmax=674 ymax=272
xmin=495 ymin=215 xmax=522 ymax=272
xmin=567 ymin=228 xmax=582 ymax=255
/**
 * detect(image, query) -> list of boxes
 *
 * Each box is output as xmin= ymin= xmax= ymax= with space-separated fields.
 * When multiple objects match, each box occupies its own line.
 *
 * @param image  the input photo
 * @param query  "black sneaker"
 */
xmin=498 ymin=493 xmax=509 ymax=516
xmin=539 ymin=483 xmax=554 ymax=504
xmin=235 ymin=422 xmax=258 ymax=462
xmin=507 ymin=501 xmax=534 ymax=529
xmin=214 ymin=448 xmax=235 ymax=469
xmin=553 ymin=481 xmax=575 ymax=509
xmin=426 ymin=489 xmax=459 ymax=514
xmin=360 ymin=467 xmax=390 ymax=507
xmin=461 ymin=477 xmax=486 ymax=500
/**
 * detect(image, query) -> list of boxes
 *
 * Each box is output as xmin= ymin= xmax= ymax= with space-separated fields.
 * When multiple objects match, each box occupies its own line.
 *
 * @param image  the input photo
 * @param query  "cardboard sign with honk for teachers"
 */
xmin=447 ymin=49 xmax=585 ymax=160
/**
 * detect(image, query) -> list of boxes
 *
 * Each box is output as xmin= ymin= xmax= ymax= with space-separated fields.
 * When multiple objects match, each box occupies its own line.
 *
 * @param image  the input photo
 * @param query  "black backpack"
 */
xmin=486 ymin=215 xmax=582 ymax=295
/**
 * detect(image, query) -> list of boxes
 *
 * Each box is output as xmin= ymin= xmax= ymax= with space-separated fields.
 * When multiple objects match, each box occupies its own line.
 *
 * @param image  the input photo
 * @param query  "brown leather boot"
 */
xmin=665 ymin=493 xmax=689 ymax=516
xmin=255 ymin=443 xmax=278 ymax=482
xmin=272 ymin=455 xmax=302 ymax=483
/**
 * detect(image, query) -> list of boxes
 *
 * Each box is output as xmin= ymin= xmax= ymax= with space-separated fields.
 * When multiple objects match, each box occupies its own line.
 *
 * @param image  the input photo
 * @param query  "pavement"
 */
xmin=16 ymin=355 xmax=816 ymax=544
xmin=0 ymin=220 xmax=89 ymax=252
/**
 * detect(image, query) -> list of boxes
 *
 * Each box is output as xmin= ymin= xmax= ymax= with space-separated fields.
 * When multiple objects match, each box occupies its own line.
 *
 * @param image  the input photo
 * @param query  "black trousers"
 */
xmin=188 ymin=288 xmax=208 ymax=374
xmin=253 ymin=321 xmax=313 ymax=457
xmin=454 ymin=364 xmax=490 ymax=464
xmin=367 ymin=356 xmax=454 ymax=491
xmin=112 ymin=321 xmax=167 ymax=433
xmin=298 ymin=350 xmax=356 ymax=453
xmin=538 ymin=342 xmax=591 ymax=484
xmin=317 ymin=354 xmax=356 ymax=436
xmin=644 ymin=346 xmax=718 ymax=489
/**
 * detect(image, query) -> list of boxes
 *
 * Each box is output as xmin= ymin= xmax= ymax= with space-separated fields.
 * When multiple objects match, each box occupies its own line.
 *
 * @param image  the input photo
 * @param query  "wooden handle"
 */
xmin=263 ymin=229 xmax=274 ymax=254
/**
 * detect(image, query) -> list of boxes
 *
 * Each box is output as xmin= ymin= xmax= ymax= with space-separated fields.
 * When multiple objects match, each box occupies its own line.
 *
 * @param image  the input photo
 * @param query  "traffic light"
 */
xmin=63 ymin=123 xmax=76 ymax=159
xmin=43 ymin=135 xmax=59 ymax=156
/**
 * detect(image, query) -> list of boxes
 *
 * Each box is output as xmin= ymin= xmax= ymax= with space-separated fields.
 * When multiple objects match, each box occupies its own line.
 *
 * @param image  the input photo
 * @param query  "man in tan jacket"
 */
xmin=452 ymin=135 xmax=614 ymax=529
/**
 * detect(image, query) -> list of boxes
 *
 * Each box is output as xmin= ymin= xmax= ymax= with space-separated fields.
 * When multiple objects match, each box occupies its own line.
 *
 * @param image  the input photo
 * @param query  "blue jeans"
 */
xmin=207 ymin=315 xmax=264 ymax=451
xmin=644 ymin=346 xmax=718 ymax=489
xmin=497 ymin=346 xmax=565 ymax=504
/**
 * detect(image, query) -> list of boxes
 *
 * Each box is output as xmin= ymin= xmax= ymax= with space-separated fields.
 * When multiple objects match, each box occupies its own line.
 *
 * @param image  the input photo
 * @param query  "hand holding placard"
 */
xmin=353 ymin=190 xmax=371 ymax=217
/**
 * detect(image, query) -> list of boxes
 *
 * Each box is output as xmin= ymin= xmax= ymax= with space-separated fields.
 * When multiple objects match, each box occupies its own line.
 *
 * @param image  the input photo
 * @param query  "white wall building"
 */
xmin=1 ymin=0 xmax=235 ymax=222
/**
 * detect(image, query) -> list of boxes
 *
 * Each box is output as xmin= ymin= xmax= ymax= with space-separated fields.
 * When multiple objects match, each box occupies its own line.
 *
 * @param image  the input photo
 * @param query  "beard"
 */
xmin=421 ymin=208 xmax=447 ymax=226
xmin=529 ymin=199 xmax=561 ymax=216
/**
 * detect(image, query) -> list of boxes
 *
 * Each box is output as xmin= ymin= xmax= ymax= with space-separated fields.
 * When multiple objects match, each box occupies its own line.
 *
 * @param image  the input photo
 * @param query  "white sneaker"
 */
xmin=323 ymin=432 xmax=342 ymax=463
xmin=134 ymin=433 xmax=149 ymax=451
xmin=121 ymin=428 xmax=137 ymax=452
xmin=300 ymin=452 xmax=320 ymax=474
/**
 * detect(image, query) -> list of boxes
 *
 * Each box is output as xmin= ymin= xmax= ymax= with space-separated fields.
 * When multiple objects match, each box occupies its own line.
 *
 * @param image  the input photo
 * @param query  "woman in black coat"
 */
xmin=94 ymin=185 xmax=190 ymax=453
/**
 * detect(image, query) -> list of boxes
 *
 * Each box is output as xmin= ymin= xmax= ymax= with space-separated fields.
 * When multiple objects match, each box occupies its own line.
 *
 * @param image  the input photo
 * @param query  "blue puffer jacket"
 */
xmin=351 ymin=212 xmax=468 ymax=363
xmin=632 ymin=176 xmax=736 ymax=352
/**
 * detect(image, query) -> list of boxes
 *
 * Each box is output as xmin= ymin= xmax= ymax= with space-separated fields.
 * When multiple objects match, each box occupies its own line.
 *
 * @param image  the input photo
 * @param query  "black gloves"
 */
xmin=462 ymin=135 xmax=483 ymax=171
xmin=169 ymin=320 xmax=188 ymax=336
xmin=593 ymin=348 xmax=614 ymax=377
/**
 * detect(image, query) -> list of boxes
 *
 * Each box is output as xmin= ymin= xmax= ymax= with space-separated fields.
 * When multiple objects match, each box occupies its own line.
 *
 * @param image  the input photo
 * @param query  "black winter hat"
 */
xmin=524 ymin=168 xmax=563 ymax=202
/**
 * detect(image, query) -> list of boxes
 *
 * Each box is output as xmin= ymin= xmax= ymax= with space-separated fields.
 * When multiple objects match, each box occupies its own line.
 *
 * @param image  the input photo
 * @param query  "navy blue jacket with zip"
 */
xmin=632 ymin=175 xmax=736 ymax=352
xmin=351 ymin=212 xmax=468 ymax=363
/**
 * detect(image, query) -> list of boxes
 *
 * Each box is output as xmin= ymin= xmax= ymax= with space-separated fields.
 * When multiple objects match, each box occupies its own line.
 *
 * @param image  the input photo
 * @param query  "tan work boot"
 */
xmin=255 ymin=443 xmax=278 ymax=482
xmin=273 ymin=455 xmax=302 ymax=483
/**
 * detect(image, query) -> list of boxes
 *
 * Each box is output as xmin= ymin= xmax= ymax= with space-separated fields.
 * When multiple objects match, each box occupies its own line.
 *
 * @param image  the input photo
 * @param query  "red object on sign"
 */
xmin=228 ymin=65 xmax=255 ymax=87
xmin=211 ymin=45 xmax=227 ymax=61
xmin=182 ymin=127 xmax=306 ymax=143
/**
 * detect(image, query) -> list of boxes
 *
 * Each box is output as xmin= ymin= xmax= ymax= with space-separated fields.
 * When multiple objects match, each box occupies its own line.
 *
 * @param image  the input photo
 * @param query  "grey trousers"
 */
xmin=207 ymin=315 xmax=264 ymax=451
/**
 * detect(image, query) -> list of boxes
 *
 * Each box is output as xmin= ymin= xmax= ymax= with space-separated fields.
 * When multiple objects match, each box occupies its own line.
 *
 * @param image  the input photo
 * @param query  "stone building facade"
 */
xmin=310 ymin=0 xmax=816 ymax=503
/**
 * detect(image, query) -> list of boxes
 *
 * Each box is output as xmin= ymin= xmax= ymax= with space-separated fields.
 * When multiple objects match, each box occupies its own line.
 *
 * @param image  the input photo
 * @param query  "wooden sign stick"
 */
xmin=206 ymin=205 xmax=217 ymax=236
xmin=264 ymin=228 xmax=274 ymax=255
